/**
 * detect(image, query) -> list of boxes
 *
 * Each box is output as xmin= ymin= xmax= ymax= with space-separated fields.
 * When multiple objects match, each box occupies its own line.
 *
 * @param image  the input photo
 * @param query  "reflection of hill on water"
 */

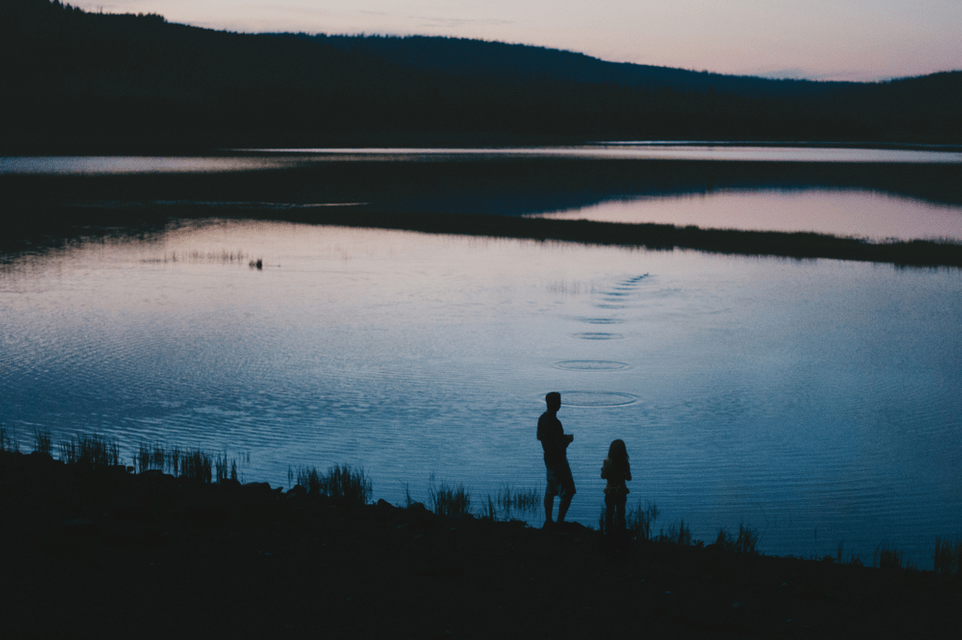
xmin=341 ymin=158 xmax=962 ymax=215
xmin=5 ymin=157 xmax=962 ymax=216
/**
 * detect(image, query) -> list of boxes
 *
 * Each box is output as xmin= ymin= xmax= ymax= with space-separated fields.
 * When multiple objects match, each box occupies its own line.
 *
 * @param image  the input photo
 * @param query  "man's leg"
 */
xmin=557 ymin=492 xmax=572 ymax=523
xmin=544 ymin=490 xmax=555 ymax=524
xmin=557 ymin=463 xmax=575 ymax=523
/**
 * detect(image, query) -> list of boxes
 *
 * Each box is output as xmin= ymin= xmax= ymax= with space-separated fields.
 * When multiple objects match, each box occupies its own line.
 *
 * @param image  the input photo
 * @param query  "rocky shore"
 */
xmin=1 ymin=450 xmax=958 ymax=638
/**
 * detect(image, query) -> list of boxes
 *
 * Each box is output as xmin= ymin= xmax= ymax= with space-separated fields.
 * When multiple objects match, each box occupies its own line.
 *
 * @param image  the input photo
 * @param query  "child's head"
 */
xmin=608 ymin=438 xmax=628 ymax=460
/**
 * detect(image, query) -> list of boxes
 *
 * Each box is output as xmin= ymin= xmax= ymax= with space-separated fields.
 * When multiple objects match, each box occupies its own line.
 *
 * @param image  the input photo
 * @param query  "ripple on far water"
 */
xmin=554 ymin=360 xmax=629 ymax=371
xmin=578 ymin=317 xmax=623 ymax=325
xmin=572 ymin=332 xmax=624 ymax=340
xmin=557 ymin=391 xmax=638 ymax=407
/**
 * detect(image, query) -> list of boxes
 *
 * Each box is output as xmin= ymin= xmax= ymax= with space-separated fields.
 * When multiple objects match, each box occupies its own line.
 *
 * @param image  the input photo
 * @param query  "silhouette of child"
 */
xmin=601 ymin=439 xmax=631 ymax=538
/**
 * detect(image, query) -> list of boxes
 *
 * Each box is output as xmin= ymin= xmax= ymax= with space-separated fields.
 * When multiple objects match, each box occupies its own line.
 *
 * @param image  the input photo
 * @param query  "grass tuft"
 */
xmin=293 ymin=467 xmax=322 ymax=494
xmin=136 ymin=443 xmax=166 ymax=473
xmin=430 ymin=481 xmax=471 ymax=517
xmin=934 ymin=537 xmax=962 ymax=576
xmin=0 ymin=424 xmax=17 ymax=453
xmin=660 ymin=519 xmax=693 ymax=546
xmin=482 ymin=495 xmax=497 ymax=520
xmin=401 ymin=482 xmax=414 ymax=508
xmin=180 ymin=449 xmax=213 ymax=483
xmin=59 ymin=434 xmax=120 ymax=467
xmin=627 ymin=500 xmax=660 ymax=541
xmin=33 ymin=431 xmax=52 ymax=455
xmin=488 ymin=484 xmax=540 ymax=520
xmin=321 ymin=465 xmax=372 ymax=504
xmin=215 ymin=451 xmax=238 ymax=483
xmin=293 ymin=465 xmax=371 ymax=505
xmin=136 ymin=443 xmax=183 ymax=474
xmin=874 ymin=544 xmax=906 ymax=571
xmin=714 ymin=523 xmax=759 ymax=554
xmin=137 ymin=444 xmax=238 ymax=483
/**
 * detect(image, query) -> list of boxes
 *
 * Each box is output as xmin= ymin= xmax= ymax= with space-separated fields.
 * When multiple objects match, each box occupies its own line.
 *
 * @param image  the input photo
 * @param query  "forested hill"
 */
xmin=313 ymin=35 xmax=851 ymax=99
xmin=2 ymin=0 xmax=960 ymax=152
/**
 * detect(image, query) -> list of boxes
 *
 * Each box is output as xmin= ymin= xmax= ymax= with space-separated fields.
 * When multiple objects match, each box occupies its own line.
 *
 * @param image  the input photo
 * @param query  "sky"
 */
xmin=71 ymin=1 xmax=961 ymax=82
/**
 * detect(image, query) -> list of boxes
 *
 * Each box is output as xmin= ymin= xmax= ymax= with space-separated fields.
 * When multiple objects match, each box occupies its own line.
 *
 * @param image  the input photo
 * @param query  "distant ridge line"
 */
xmin=2 ymin=0 xmax=960 ymax=151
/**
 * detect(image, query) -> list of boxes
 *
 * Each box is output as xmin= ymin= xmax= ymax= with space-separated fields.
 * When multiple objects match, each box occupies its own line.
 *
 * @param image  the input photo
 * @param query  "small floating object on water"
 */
xmin=249 ymin=258 xmax=263 ymax=270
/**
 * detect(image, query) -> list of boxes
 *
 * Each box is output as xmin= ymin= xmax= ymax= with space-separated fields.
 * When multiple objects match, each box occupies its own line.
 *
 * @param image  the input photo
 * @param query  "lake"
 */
xmin=2 ymin=144 xmax=961 ymax=568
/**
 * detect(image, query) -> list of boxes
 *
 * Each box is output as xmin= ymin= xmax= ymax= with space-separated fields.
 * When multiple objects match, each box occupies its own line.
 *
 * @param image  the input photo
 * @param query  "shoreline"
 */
xmin=1 ymin=450 xmax=959 ymax=638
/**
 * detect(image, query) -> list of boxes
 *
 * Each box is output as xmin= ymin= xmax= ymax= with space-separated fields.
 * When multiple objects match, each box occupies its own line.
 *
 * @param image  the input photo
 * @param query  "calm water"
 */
xmin=534 ymin=189 xmax=962 ymax=243
xmin=2 ymin=146 xmax=961 ymax=567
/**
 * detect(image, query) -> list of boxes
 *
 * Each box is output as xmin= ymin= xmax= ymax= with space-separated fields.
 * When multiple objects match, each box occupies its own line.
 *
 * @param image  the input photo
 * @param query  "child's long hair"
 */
xmin=607 ymin=439 xmax=629 ymax=463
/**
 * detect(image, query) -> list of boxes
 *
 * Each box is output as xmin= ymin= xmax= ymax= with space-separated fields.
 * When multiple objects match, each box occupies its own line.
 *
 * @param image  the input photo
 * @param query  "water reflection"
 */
xmin=4 ymin=147 xmax=962 ymax=245
xmin=0 ymin=155 xmax=299 ymax=175
xmin=247 ymin=144 xmax=962 ymax=164
xmin=532 ymin=189 xmax=962 ymax=242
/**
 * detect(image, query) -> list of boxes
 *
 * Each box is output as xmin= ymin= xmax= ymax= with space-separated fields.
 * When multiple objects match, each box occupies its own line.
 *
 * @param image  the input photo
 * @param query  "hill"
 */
xmin=313 ymin=34 xmax=853 ymax=98
xmin=1 ymin=0 xmax=960 ymax=152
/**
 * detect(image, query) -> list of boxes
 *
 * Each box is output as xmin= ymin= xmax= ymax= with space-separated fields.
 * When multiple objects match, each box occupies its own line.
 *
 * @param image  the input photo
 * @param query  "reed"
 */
xmin=874 ymin=544 xmax=906 ymax=571
xmin=180 ymin=449 xmax=213 ymax=483
xmin=934 ymin=537 xmax=962 ymax=576
xmin=714 ymin=523 xmax=759 ymax=554
xmin=167 ymin=446 xmax=182 ymax=475
xmin=33 ymin=430 xmax=52 ymax=455
xmin=493 ymin=484 xmax=540 ymax=520
xmin=215 ymin=451 xmax=238 ymax=483
xmin=159 ymin=249 xmax=249 ymax=264
xmin=626 ymin=500 xmax=660 ymax=541
xmin=0 ymin=424 xmax=16 ymax=452
xmin=136 ymin=443 xmax=167 ymax=473
xmin=321 ymin=465 xmax=372 ymax=504
xmin=58 ymin=434 xmax=120 ymax=467
xmin=660 ymin=519 xmax=693 ymax=546
xmin=482 ymin=495 xmax=497 ymax=521
xmin=429 ymin=481 xmax=470 ymax=517
xmin=136 ymin=443 xmax=238 ymax=483
xmin=292 ymin=466 xmax=322 ymax=494
xmin=292 ymin=465 xmax=371 ymax=505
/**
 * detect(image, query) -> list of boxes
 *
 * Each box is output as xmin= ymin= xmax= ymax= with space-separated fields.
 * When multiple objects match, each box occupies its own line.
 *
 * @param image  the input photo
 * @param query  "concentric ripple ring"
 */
xmin=557 ymin=391 xmax=638 ymax=407
xmin=554 ymin=360 xmax=629 ymax=371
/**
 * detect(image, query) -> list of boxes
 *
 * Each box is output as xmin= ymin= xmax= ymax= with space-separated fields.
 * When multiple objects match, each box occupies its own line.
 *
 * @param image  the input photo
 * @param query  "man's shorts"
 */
xmin=545 ymin=459 xmax=576 ymax=497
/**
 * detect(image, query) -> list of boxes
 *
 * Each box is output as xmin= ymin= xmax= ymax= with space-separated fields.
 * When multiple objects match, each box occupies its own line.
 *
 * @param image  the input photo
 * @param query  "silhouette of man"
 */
xmin=537 ymin=391 xmax=575 ymax=527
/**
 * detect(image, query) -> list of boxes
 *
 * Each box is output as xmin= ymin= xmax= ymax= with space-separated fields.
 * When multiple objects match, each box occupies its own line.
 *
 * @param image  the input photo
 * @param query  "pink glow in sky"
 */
xmin=72 ymin=1 xmax=960 ymax=82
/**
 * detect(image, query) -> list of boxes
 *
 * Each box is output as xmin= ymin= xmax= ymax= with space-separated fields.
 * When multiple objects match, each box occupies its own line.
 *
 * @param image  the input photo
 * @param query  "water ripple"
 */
xmin=553 ymin=360 xmax=630 ymax=371
xmin=557 ymin=391 xmax=638 ymax=407
xmin=578 ymin=317 xmax=624 ymax=325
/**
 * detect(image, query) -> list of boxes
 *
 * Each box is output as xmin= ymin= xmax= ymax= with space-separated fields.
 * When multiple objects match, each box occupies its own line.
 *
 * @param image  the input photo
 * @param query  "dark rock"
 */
xmin=286 ymin=484 xmax=307 ymax=498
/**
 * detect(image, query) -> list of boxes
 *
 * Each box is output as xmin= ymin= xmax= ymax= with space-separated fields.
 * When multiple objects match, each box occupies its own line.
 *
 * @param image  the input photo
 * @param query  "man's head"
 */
xmin=545 ymin=392 xmax=561 ymax=412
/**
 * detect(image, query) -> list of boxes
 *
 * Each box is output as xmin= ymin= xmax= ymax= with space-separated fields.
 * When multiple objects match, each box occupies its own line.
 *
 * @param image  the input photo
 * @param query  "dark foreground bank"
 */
xmin=1 ymin=451 xmax=958 ymax=639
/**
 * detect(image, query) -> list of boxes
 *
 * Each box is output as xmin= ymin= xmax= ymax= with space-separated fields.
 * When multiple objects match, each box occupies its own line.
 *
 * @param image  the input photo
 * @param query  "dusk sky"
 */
xmin=71 ymin=1 xmax=960 ymax=82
